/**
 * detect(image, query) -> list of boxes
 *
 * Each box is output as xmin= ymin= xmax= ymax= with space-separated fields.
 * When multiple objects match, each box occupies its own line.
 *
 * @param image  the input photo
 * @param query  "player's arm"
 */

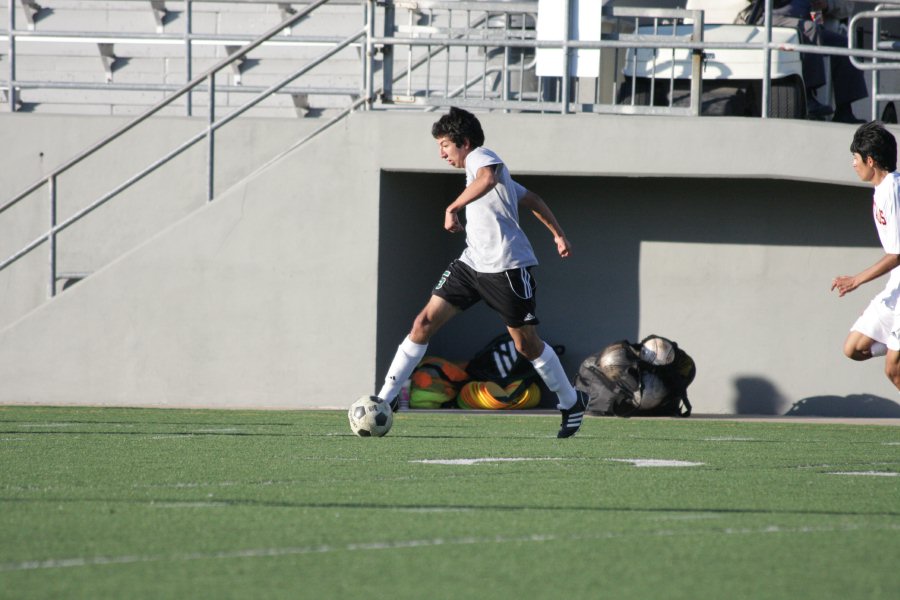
xmin=518 ymin=188 xmax=573 ymax=258
xmin=444 ymin=165 xmax=498 ymax=233
xmin=832 ymin=253 xmax=900 ymax=297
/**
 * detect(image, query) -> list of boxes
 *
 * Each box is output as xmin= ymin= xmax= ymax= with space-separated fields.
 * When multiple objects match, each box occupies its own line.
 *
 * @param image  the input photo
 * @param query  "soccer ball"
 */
xmin=640 ymin=337 xmax=675 ymax=366
xmin=634 ymin=372 xmax=668 ymax=410
xmin=598 ymin=342 xmax=638 ymax=380
xmin=348 ymin=396 xmax=393 ymax=437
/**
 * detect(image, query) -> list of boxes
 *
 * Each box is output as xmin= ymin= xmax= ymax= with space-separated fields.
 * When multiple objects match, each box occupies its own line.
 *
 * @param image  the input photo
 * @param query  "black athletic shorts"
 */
xmin=432 ymin=259 xmax=539 ymax=328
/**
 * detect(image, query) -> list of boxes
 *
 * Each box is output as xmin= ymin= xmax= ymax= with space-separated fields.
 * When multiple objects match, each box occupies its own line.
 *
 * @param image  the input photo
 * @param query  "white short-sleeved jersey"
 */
xmin=871 ymin=172 xmax=900 ymax=310
xmin=459 ymin=147 xmax=537 ymax=273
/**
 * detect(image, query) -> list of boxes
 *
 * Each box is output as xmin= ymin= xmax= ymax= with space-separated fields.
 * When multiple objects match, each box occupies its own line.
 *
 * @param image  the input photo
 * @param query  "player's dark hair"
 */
xmin=431 ymin=107 xmax=485 ymax=149
xmin=851 ymin=121 xmax=897 ymax=172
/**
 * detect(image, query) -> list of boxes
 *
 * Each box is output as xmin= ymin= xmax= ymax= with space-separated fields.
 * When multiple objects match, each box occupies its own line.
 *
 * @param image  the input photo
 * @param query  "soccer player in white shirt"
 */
xmin=832 ymin=121 xmax=900 ymax=390
xmin=375 ymin=107 xmax=589 ymax=437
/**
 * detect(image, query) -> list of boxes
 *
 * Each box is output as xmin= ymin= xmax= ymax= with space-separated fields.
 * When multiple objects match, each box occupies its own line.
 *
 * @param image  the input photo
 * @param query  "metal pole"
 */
xmin=690 ymin=11 xmax=703 ymax=117
xmin=358 ymin=0 xmax=368 ymax=111
xmin=364 ymin=0 xmax=373 ymax=109
xmin=207 ymin=73 xmax=215 ymax=202
xmin=48 ymin=175 xmax=57 ymax=298
xmin=186 ymin=0 xmax=193 ymax=116
xmin=502 ymin=13 xmax=510 ymax=111
xmin=872 ymin=9 xmax=880 ymax=120
xmin=762 ymin=0 xmax=772 ymax=118
xmin=561 ymin=0 xmax=571 ymax=114
xmin=382 ymin=0 xmax=395 ymax=104
xmin=8 ymin=0 xmax=16 ymax=111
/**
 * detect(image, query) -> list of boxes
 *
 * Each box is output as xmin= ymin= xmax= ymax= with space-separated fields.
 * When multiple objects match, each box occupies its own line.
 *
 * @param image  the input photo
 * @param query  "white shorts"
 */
xmin=851 ymin=297 xmax=900 ymax=351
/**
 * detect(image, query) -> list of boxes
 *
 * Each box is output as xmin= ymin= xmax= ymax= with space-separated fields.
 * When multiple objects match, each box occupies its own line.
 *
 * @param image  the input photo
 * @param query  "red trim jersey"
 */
xmin=872 ymin=172 xmax=900 ymax=310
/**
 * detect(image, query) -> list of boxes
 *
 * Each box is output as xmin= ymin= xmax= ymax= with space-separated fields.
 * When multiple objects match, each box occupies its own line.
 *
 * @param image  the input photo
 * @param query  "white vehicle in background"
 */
xmin=618 ymin=0 xmax=808 ymax=118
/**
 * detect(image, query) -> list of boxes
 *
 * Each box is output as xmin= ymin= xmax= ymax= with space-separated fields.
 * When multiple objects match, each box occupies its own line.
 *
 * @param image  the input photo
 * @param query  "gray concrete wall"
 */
xmin=0 ymin=112 xmax=327 ymax=327
xmin=1 ymin=110 xmax=898 ymax=416
xmin=1 ymin=111 xmax=381 ymax=408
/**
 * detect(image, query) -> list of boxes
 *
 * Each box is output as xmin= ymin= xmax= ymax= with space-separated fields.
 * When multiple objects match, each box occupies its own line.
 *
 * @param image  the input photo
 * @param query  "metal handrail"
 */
xmin=3 ymin=0 xmax=365 ymax=114
xmin=2 ymin=0 xmax=331 ymax=215
xmin=0 ymin=0 xmax=353 ymax=296
xmin=7 ymin=0 xmax=900 ymax=302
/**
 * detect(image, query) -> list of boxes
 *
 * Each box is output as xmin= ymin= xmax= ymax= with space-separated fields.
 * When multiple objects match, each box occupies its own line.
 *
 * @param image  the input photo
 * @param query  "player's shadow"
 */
xmin=786 ymin=394 xmax=900 ymax=418
xmin=733 ymin=376 xmax=789 ymax=415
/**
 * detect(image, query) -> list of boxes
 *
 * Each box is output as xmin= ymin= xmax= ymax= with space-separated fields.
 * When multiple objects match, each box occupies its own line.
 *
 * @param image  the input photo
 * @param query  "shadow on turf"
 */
xmin=786 ymin=394 xmax=900 ymax=418
xmin=733 ymin=377 xmax=790 ymax=415
xmin=734 ymin=377 xmax=900 ymax=418
xmin=7 ymin=496 xmax=899 ymax=518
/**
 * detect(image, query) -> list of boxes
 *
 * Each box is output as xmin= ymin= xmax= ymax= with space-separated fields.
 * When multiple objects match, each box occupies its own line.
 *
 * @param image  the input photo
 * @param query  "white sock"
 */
xmin=871 ymin=342 xmax=888 ymax=357
xmin=378 ymin=336 xmax=428 ymax=402
xmin=530 ymin=343 xmax=577 ymax=410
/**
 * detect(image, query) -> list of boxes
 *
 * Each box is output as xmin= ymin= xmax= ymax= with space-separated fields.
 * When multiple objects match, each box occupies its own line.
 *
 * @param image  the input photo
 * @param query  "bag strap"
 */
xmin=677 ymin=393 xmax=692 ymax=418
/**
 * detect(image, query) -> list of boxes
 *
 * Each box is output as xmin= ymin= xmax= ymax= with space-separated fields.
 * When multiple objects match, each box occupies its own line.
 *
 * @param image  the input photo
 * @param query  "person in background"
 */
xmin=740 ymin=0 xmax=867 ymax=122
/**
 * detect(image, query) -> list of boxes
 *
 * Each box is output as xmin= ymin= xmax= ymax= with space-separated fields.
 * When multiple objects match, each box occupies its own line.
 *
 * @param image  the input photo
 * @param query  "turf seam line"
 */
xmin=4 ymin=523 xmax=900 ymax=573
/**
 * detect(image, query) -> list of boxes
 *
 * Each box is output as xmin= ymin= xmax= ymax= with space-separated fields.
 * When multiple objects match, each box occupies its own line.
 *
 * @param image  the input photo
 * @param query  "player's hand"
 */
xmin=556 ymin=235 xmax=573 ymax=258
xmin=831 ymin=275 xmax=858 ymax=297
xmin=444 ymin=210 xmax=464 ymax=233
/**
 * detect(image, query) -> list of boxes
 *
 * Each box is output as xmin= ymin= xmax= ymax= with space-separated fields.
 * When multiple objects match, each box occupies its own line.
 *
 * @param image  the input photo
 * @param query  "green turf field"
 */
xmin=0 ymin=406 xmax=898 ymax=599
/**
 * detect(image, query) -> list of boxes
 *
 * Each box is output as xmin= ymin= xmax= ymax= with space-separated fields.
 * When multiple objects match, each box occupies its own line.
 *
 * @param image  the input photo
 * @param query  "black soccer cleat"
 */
xmin=388 ymin=396 xmax=399 ymax=413
xmin=557 ymin=390 xmax=589 ymax=438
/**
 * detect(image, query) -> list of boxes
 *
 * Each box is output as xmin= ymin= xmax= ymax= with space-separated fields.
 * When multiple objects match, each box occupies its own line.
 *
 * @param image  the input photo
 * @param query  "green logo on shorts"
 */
xmin=435 ymin=270 xmax=451 ymax=290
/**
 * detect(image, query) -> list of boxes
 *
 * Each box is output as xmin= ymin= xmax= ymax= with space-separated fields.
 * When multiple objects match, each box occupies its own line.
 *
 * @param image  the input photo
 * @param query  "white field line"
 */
xmin=193 ymin=429 xmax=242 ymax=434
xmin=3 ymin=523 xmax=899 ymax=573
xmin=827 ymin=471 xmax=900 ymax=477
xmin=411 ymin=458 xmax=560 ymax=466
xmin=410 ymin=458 xmax=705 ymax=468
xmin=606 ymin=459 xmax=705 ymax=468
xmin=150 ymin=502 xmax=233 ymax=508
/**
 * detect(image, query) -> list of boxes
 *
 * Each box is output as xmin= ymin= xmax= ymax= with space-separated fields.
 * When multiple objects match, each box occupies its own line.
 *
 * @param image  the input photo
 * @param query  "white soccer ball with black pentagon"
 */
xmin=348 ymin=396 xmax=393 ymax=437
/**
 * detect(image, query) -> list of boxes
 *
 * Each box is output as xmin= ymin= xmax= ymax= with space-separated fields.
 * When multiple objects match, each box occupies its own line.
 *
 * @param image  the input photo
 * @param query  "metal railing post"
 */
xmin=762 ymin=0 xmax=772 ymax=118
xmin=381 ymin=0 xmax=395 ymax=103
xmin=561 ymin=0 xmax=571 ymax=114
xmin=872 ymin=6 xmax=881 ymax=120
xmin=207 ymin=73 xmax=215 ymax=202
xmin=690 ymin=11 xmax=704 ymax=117
xmin=186 ymin=0 xmax=193 ymax=116
xmin=48 ymin=175 xmax=57 ymax=298
xmin=365 ymin=0 xmax=374 ymax=109
xmin=7 ymin=0 xmax=16 ymax=111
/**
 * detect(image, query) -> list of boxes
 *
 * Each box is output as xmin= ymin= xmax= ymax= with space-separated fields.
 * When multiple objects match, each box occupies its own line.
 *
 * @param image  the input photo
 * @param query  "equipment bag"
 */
xmin=635 ymin=335 xmax=695 ymax=417
xmin=573 ymin=340 xmax=642 ymax=416
xmin=465 ymin=333 xmax=564 ymax=405
xmin=409 ymin=356 xmax=470 ymax=409
xmin=574 ymin=335 xmax=695 ymax=418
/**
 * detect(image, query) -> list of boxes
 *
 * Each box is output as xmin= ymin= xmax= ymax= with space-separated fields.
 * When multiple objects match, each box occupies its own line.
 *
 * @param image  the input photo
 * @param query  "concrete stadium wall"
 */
xmin=1 ymin=110 xmax=382 ymax=408
xmin=0 ymin=112 xmax=327 ymax=327
xmin=1 ymin=110 xmax=899 ymax=417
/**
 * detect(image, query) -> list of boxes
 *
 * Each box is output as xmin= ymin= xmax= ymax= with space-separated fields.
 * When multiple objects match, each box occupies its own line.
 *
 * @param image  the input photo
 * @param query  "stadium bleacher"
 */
xmin=1 ymin=0 xmax=365 ymax=116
